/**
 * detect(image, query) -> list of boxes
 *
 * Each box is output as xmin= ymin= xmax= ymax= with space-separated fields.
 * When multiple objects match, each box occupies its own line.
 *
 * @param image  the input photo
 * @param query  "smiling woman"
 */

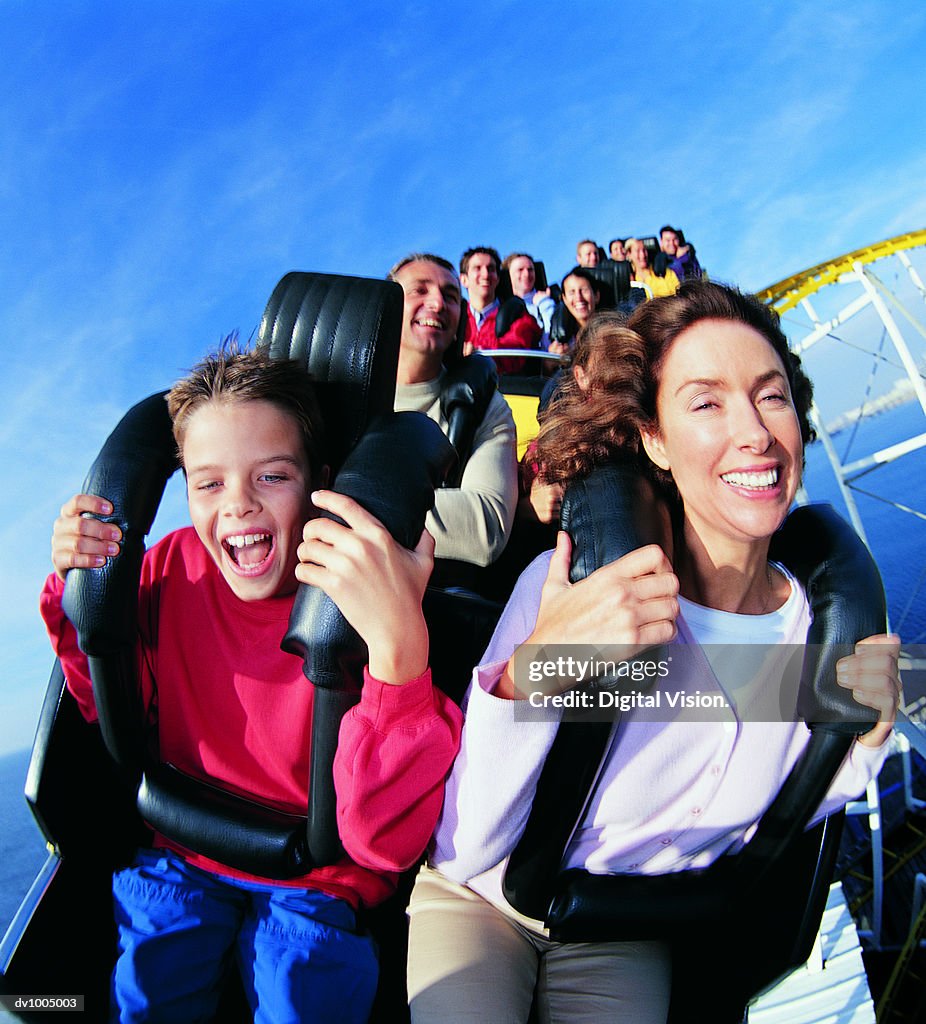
xmin=636 ymin=317 xmax=805 ymax=614
xmin=405 ymin=281 xmax=902 ymax=1024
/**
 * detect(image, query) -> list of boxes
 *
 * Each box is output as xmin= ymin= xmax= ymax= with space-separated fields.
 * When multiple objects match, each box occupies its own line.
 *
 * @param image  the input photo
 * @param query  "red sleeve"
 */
xmin=333 ymin=668 xmax=463 ymax=872
xmin=39 ymin=551 xmax=160 ymax=727
xmin=498 ymin=310 xmax=542 ymax=352
xmin=39 ymin=573 xmax=99 ymax=723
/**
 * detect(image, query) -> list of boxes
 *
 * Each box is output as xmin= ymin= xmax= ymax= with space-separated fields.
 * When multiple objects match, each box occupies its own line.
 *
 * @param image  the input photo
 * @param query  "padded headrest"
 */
xmin=549 ymin=303 xmax=578 ymax=347
xmin=586 ymin=261 xmax=632 ymax=308
xmin=259 ymin=272 xmax=403 ymax=471
xmin=443 ymin=297 xmax=468 ymax=368
xmin=640 ymin=236 xmax=660 ymax=267
xmin=496 ymin=268 xmax=513 ymax=304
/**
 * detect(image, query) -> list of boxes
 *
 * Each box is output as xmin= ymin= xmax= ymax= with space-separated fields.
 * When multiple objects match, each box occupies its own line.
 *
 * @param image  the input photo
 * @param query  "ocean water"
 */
xmin=2 ymin=399 xmax=925 ymax=942
xmin=0 ymin=749 xmax=46 ymax=937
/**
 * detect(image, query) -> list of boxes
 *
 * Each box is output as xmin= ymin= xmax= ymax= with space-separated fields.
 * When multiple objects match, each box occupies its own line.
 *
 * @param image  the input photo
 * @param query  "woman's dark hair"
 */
xmin=535 ymin=281 xmax=814 ymax=495
xmin=560 ymin=265 xmax=598 ymax=292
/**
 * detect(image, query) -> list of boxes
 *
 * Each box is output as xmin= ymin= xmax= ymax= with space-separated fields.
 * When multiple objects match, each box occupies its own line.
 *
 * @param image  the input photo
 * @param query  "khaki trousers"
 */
xmin=406 ymin=865 xmax=671 ymax=1024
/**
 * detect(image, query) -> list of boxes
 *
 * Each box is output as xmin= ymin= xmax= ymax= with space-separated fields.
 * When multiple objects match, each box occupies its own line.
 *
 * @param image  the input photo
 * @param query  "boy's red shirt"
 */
xmin=40 ymin=526 xmax=463 ymax=908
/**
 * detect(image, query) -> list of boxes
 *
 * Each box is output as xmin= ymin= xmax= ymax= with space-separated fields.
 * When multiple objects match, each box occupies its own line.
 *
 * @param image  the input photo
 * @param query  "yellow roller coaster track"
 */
xmin=756 ymin=229 xmax=926 ymax=313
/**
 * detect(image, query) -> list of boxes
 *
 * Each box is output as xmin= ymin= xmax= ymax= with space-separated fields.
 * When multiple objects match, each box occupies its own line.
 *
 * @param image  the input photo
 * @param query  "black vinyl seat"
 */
xmin=500 ymin=461 xmax=884 ymax=1022
xmin=585 ymin=259 xmax=631 ymax=308
xmin=0 ymin=272 xmax=461 ymax=1020
xmin=65 ymin=272 xmax=456 ymax=877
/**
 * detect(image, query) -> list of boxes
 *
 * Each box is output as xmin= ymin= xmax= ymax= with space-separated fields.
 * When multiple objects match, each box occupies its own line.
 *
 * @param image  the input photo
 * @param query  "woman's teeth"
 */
xmin=721 ymin=469 xmax=778 ymax=489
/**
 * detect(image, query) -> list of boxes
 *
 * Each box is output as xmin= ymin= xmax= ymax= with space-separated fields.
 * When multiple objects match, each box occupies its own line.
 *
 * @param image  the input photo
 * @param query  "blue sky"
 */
xmin=2 ymin=0 xmax=926 ymax=760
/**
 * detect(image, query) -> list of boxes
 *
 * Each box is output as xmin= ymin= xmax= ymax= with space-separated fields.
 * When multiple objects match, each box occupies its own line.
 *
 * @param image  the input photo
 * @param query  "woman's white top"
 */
xmin=430 ymin=551 xmax=889 ymax=914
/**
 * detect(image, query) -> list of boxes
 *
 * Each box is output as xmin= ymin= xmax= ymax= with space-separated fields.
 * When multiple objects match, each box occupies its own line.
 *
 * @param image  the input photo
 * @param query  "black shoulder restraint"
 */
xmin=439 ymin=353 xmax=498 ymax=489
xmin=61 ymin=272 xmax=457 ymax=878
xmin=503 ymin=460 xmax=885 ymax=938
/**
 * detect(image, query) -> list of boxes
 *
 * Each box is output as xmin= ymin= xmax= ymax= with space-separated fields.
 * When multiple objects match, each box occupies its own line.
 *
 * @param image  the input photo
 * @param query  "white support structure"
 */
xmin=805 ymin=403 xmax=871 ymax=543
xmin=781 ymin=247 xmax=926 ymax=571
xmin=853 ymin=261 xmax=926 ymax=418
xmin=867 ymin=267 xmax=926 ymax=344
xmin=895 ymin=728 xmax=926 ymax=813
xmin=747 ymin=883 xmax=876 ymax=1023
xmin=792 ymin=291 xmax=874 ymax=356
xmin=899 ymin=250 xmax=926 ymax=302
xmin=846 ymin=778 xmax=884 ymax=950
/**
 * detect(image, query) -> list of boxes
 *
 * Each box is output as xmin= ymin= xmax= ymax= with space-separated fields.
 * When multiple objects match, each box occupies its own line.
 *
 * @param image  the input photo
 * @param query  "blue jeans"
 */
xmin=111 ymin=848 xmax=378 ymax=1024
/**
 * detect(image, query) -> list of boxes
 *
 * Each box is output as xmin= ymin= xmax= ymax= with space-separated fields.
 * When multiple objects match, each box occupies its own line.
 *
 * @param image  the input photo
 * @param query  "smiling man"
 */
xmin=576 ymin=239 xmax=600 ymax=268
xmin=503 ymin=252 xmax=555 ymax=350
xmin=659 ymin=224 xmax=703 ymax=282
xmin=459 ymin=246 xmax=541 ymax=374
xmin=389 ymin=253 xmax=518 ymax=567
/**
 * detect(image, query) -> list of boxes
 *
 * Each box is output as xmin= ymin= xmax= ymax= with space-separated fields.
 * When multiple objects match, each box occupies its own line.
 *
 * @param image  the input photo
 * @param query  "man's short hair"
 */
xmin=501 ymin=252 xmax=533 ymax=270
xmin=460 ymin=246 xmax=501 ymax=276
xmin=576 ymin=238 xmax=597 ymax=252
xmin=659 ymin=225 xmax=676 ymax=238
xmin=608 ymin=238 xmax=625 ymax=250
xmin=388 ymin=252 xmax=458 ymax=282
xmin=167 ymin=338 xmax=326 ymax=477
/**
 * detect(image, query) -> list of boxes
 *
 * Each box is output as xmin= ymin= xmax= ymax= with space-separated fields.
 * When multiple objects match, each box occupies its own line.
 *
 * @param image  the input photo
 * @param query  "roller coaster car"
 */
xmin=1 ymin=271 xmax=887 ymax=1023
xmin=0 ymin=271 xmax=497 ymax=1021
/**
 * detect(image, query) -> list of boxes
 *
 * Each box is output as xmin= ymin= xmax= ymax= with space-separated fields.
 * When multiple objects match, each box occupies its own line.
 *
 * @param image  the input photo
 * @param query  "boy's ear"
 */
xmin=317 ymin=464 xmax=331 ymax=489
xmin=640 ymin=427 xmax=671 ymax=472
